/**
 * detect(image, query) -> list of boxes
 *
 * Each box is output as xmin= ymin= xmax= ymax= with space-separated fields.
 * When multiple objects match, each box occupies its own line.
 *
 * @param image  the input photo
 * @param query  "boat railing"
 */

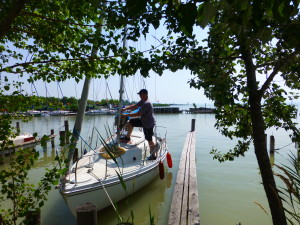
xmin=70 ymin=134 xmax=168 ymax=185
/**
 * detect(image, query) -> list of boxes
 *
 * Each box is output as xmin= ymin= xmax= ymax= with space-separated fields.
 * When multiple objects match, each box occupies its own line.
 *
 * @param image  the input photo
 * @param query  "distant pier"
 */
xmin=184 ymin=107 xmax=216 ymax=114
xmin=153 ymin=107 xmax=181 ymax=114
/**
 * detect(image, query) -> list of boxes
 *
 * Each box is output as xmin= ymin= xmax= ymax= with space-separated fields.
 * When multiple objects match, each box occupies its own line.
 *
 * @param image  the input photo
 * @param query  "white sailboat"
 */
xmin=59 ymin=28 xmax=170 ymax=217
xmin=60 ymin=128 xmax=168 ymax=216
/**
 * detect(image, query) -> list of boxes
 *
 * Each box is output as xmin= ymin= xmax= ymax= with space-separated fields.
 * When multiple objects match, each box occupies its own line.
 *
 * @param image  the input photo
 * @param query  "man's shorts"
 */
xmin=129 ymin=118 xmax=153 ymax=142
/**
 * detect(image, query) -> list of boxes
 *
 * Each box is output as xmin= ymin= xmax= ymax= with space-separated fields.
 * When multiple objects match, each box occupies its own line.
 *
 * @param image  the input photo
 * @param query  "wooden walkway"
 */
xmin=153 ymin=107 xmax=181 ymax=113
xmin=168 ymin=128 xmax=200 ymax=225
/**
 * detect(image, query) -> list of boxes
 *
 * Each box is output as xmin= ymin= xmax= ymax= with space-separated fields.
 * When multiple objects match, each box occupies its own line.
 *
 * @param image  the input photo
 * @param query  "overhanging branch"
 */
xmin=21 ymin=11 xmax=105 ymax=27
xmin=259 ymin=47 xmax=300 ymax=97
xmin=0 ymin=0 xmax=29 ymax=40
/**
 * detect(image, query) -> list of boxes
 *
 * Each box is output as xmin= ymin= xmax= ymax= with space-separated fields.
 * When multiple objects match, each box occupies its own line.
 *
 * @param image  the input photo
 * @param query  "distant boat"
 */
xmin=26 ymin=110 xmax=43 ymax=117
xmin=50 ymin=110 xmax=76 ymax=116
xmin=85 ymin=108 xmax=116 ymax=115
xmin=9 ymin=133 xmax=35 ymax=146
xmin=0 ymin=132 xmax=56 ymax=150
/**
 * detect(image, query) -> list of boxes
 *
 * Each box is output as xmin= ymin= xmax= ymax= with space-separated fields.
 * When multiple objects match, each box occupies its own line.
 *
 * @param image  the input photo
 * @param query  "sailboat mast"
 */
xmin=116 ymin=27 xmax=127 ymax=144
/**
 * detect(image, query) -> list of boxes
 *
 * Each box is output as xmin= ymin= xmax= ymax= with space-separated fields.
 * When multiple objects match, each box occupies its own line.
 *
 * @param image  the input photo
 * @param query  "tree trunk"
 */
xmin=241 ymin=44 xmax=287 ymax=225
xmin=250 ymin=96 xmax=286 ymax=225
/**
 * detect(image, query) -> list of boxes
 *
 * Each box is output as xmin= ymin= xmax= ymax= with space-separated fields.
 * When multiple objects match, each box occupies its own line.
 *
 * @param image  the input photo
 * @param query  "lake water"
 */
xmin=2 ymin=106 xmax=299 ymax=225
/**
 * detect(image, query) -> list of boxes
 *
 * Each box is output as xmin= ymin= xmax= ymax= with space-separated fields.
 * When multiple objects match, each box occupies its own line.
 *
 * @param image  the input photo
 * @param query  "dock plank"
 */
xmin=188 ymin=132 xmax=200 ymax=225
xmin=168 ymin=133 xmax=190 ymax=225
xmin=168 ymin=131 xmax=200 ymax=225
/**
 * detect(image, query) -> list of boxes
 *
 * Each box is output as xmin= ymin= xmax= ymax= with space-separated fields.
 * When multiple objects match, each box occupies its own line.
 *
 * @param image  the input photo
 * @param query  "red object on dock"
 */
xmin=159 ymin=161 xmax=165 ymax=180
xmin=167 ymin=152 xmax=173 ymax=168
xmin=24 ymin=136 xmax=35 ymax=142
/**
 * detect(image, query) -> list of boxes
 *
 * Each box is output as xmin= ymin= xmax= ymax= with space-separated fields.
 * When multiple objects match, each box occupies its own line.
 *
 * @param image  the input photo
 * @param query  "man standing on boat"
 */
xmin=121 ymin=89 xmax=156 ymax=159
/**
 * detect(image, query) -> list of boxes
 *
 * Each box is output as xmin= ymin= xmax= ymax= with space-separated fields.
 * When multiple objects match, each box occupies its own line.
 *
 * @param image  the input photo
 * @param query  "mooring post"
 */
xmin=59 ymin=131 xmax=66 ymax=146
xmin=270 ymin=151 xmax=275 ymax=166
xmin=76 ymin=202 xmax=97 ymax=225
xmin=265 ymin=134 xmax=267 ymax=150
xmin=50 ymin=129 xmax=55 ymax=148
xmin=64 ymin=120 xmax=70 ymax=144
xmin=191 ymin=119 xmax=196 ymax=132
xmin=73 ymin=148 xmax=79 ymax=162
xmin=25 ymin=209 xmax=41 ymax=225
xmin=16 ymin=122 xmax=20 ymax=135
xmin=270 ymin=135 xmax=275 ymax=153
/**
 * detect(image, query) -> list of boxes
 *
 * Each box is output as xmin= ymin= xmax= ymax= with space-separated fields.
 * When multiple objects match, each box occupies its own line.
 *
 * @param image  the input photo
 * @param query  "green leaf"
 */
xmin=176 ymin=2 xmax=197 ymax=36
xmin=127 ymin=0 xmax=147 ymax=17
xmin=197 ymin=2 xmax=217 ymax=28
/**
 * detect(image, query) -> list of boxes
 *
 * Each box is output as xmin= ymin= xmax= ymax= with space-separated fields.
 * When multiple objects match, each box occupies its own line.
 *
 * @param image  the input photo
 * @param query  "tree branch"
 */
xmin=2 ymin=40 xmax=165 ymax=72
xmin=0 ymin=0 xmax=29 ymax=40
xmin=256 ymin=61 xmax=276 ymax=69
xmin=259 ymin=47 xmax=300 ymax=97
xmin=21 ymin=11 xmax=105 ymax=27
xmin=2 ymin=57 xmax=100 ymax=72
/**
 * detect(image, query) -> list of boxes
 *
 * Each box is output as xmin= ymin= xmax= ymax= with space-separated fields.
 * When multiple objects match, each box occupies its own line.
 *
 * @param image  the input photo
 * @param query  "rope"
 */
xmin=89 ymin=171 xmax=123 ymax=222
xmin=275 ymin=142 xmax=294 ymax=151
xmin=73 ymin=129 xmax=96 ymax=153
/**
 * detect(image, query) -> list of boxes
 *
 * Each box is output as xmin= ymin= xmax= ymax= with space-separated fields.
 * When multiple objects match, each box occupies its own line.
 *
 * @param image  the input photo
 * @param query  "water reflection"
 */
xmin=97 ymin=170 xmax=172 ymax=225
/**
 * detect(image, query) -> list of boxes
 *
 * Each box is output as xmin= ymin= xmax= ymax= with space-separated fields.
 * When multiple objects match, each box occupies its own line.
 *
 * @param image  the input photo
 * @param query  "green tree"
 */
xmin=1 ymin=1 xmax=124 ymax=223
xmin=1 ymin=1 xmax=164 ymax=222
xmin=144 ymin=1 xmax=300 ymax=224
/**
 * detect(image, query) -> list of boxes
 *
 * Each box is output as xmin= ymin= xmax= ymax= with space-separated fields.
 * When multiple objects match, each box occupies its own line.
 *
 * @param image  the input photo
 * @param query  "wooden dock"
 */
xmin=153 ymin=107 xmax=181 ymax=113
xmin=168 ymin=120 xmax=200 ymax=225
xmin=184 ymin=107 xmax=216 ymax=114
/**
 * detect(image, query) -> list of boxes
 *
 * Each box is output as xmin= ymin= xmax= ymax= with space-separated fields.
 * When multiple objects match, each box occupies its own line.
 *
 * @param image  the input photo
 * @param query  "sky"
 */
xmin=18 ymin=69 xmax=213 ymax=106
xmin=2 ymin=20 xmax=297 ymax=108
xmin=1 ymin=23 xmax=213 ymax=107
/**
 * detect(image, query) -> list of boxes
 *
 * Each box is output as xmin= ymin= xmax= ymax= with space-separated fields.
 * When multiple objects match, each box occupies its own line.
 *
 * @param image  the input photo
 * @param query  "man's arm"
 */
xmin=122 ymin=104 xmax=142 ymax=117
xmin=122 ymin=104 xmax=138 ymax=111
xmin=127 ymin=111 xmax=142 ymax=117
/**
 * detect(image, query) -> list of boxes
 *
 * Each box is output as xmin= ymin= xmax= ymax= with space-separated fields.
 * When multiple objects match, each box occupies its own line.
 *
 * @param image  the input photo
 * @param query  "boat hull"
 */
xmin=61 ymin=153 xmax=166 ymax=217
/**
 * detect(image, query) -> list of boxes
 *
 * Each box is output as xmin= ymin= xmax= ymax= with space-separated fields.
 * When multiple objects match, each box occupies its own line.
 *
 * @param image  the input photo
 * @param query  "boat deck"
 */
xmin=64 ymin=130 xmax=158 ymax=187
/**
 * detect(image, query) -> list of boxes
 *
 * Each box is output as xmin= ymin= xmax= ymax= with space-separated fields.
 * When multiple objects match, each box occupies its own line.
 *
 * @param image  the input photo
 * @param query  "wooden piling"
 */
xmin=168 ymin=120 xmax=200 ymax=225
xmin=25 ymin=209 xmax=41 ymax=225
xmin=265 ymin=134 xmax=267 ymax=150
xmin=191 ymin=119 xmax=195 ymax=132
xmin=51 ymin=129 xmax=55 ymax=148
xmin=76 ymin=202 xmax=97 ymax=225
xmin=270 ymin=152 xmax=275 ymax=166
xmin=73 ymin=148 xmax=79 ymax=162
xmin=16 ymin=122 xmax=20 ymax=135
xmin=270 ymin=135 xmax=275 ymax=153
xmin=64 ymin=120 xmax=70 ymax=144
xmin=59 ymin=131 xmax=66 ymax=146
